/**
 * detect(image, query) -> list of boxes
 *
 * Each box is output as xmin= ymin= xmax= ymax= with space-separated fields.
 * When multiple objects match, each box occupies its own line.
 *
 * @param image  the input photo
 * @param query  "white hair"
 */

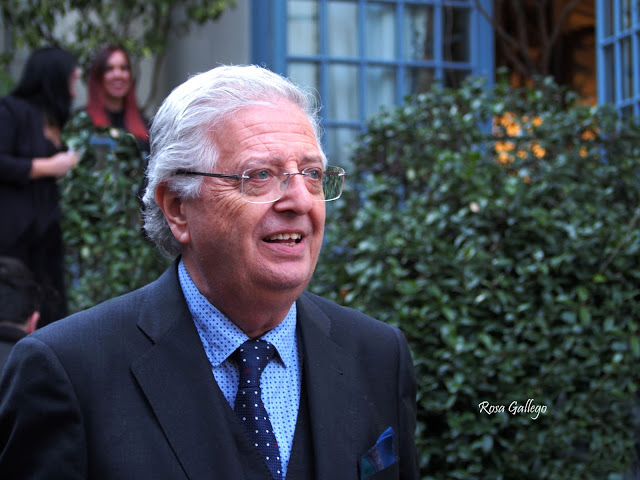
xmin=142 ymin=64 xmax=326 ymax=258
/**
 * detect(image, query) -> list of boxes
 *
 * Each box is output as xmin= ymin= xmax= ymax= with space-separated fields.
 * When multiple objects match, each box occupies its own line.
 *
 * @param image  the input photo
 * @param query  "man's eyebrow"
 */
xmin=237 ymin=156 xmax=279 ymax=171
xmin=299 ymin=155 xmax=324 ymax=166
xmin=239 ymin=155 xmax=324 ymax=170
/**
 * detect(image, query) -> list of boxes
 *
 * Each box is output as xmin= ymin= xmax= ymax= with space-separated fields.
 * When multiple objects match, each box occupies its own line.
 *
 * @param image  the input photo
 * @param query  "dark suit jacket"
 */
xmin=0 ymin=96 xmax=61 ymax=251
xmin=0 ymin=263 xmax=419 ymax=479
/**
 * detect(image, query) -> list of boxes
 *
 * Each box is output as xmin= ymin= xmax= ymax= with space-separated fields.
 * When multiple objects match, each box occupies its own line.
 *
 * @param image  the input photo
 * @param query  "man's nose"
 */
xmin=275 ymin=173 xmax=314 ymax=212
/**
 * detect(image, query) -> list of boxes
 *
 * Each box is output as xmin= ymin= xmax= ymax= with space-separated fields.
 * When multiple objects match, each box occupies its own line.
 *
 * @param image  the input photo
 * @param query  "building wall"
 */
xmin=150 ymin=0 xmax=250 ymax=113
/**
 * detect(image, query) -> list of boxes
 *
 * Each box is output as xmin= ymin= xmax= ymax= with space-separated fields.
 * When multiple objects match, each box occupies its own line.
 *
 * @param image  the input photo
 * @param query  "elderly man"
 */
xmin=0 ymin=65 xmax=418 ymax=479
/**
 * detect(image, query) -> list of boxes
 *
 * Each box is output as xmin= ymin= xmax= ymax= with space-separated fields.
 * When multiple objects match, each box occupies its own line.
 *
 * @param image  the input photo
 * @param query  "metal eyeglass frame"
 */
xmin=174 ymin=165 xmax=347 ymax=204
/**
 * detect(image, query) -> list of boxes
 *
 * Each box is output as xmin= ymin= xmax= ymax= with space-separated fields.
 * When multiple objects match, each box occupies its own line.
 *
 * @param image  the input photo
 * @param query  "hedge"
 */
xmin=309 ymin=74 xmax=640 ymax=479
xmin=61 ymin=111 xmax=169 ymax=312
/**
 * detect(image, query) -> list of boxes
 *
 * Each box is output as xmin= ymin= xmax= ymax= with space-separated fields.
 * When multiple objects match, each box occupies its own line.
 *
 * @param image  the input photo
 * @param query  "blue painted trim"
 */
xmin=395 ymin=1 xmax=405 ymax=105
xmin=433 ymin=1 xmax=443 ymax=83
xmin=251 ymin=0 xmax=272 ymax=68
xmin=358 ymin=0 xmax=366 ymax=123
xmin=595 ymin=0 xmax=606 ymax=105
xmin=633 ymin=2 xmax=640 ymax=116
xmin=272 ymin=0 xmax=287 ymax=75
xmin=318 ymin=0 xmax=329 ymax=121
xmin=613 ymin=0 xmax=622 ymax=105
xmin=474 ymin=0 xmax=494 ymax=85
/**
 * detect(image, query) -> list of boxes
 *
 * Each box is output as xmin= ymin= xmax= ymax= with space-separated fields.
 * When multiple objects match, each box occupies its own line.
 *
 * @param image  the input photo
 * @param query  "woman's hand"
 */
xmin=30 ymin=151 xmax=80 ymax=179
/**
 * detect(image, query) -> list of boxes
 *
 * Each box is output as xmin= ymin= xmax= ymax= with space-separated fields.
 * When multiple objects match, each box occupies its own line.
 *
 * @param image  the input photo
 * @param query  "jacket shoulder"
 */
xmin=299 ymin=291 xmax=371 ymax=320
xmin=0 ymin=96 xmax=36 ymax=119
xmin=32 ymin=264 xmax=176 ymax=344
xmin=298 ymin=291 xmax=402 ymax=340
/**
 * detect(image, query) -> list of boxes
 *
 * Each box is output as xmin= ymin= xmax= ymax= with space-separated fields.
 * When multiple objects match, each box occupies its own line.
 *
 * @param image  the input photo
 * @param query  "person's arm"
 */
xmin=30 ymin=151 xmax=79 ymax=179
xmin=0 ymin=101 xmax=78 ymax=183
xmin=0 ymin=337 xmax=87 ymax=478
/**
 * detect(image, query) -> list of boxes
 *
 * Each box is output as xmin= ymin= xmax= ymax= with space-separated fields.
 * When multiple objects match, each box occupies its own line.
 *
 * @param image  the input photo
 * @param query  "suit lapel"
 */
xmin=130 ymin=264 xmax=250 ymax=479
xmin=297 ymin=293 xmax=360 ymax=479
xmin=130 ymin=267 xmax=362 ymax=479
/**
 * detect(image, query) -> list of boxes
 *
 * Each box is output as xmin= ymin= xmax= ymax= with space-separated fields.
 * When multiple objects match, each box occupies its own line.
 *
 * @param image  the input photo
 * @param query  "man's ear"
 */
xmin=155 ymin=182 xmax=190 ymax=244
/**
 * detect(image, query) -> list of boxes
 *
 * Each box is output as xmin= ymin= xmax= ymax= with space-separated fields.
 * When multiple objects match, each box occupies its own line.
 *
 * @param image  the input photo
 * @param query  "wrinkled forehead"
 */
xmin=210 ymin=102 xmax=326 ymax=170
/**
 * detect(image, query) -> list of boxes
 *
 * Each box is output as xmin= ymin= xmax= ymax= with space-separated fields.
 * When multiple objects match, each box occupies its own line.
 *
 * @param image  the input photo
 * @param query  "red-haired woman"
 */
xmin=86 ymin=45 xmax=150 ymax=155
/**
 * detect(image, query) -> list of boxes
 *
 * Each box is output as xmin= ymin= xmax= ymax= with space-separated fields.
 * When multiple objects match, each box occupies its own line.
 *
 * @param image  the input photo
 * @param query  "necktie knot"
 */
xmin=234 ymin=339 xmax=276 ymax=387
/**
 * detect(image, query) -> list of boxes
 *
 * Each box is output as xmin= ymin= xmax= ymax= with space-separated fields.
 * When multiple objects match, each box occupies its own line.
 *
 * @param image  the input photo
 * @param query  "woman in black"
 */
xmin=0 ymin=47 xmax=80 ymax=326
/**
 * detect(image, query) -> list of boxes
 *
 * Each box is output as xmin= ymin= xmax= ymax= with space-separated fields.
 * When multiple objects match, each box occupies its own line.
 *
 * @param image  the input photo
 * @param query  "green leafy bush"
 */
xmin=61 ymin=111 xmax=169 ymax=312
xmin=0 ymin=67 xmax=13 ymax=96
xmin=310 ymin=75 xmax=640 ymax=479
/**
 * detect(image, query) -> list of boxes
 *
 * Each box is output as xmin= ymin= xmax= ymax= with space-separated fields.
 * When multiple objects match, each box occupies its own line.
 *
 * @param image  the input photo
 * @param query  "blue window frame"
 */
xmin=253 ymin=0 xmax=494 ymax=165
xmin=596 ymin=0 xmax=640 ymax=117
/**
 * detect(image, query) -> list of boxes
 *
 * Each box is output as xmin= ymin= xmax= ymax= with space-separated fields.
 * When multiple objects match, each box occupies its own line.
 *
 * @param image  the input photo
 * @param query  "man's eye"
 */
xmin=305 ymin=168 xmax=322 ymax=180
xmin=252 ymin=169 xmax=271 ymax=180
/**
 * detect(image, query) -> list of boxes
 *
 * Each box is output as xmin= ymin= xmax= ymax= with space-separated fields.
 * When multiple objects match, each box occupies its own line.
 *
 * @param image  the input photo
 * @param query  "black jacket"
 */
xmin=0 ymin=96 xmax=62 ymax=251
xmin=0 ymin=262 xmax=419 ymax=479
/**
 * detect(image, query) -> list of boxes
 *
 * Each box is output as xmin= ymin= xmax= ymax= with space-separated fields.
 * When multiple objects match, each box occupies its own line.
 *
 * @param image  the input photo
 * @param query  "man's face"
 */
xmin=173 ymin=101 xmax=326 ymax=308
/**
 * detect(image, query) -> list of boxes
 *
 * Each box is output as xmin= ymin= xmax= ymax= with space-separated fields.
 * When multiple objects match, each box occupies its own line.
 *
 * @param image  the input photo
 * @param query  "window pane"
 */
xmin=328 ymin=1 xmax=358 ymax=57
xmin=444 ymin=69 xmax=471 ymax=88
xmin=288 ymin=0 xmax=319 ymax=55
xmin=329 ymin=64 xmax=359 ymax=121
xmin=603 ymin=45 xmax=616 ymax=103
xmin=404 ymin=67 xmax=435 ymax=95
xmin=365 ymin=2 xmax=396 ymax=60
xmin=621 ymin=0 xmax=632 ymax=31
xmin=403 ymin=4 xmax=434 ymax=60
xmin=622 ymin=37 xmax=632 ymax=99
xmin=288 ymin=62 xmax=320 ymax=98
xmin=443 ymin=7 xmax=470 ymax=63
xmin=603 ymin=0 xmax=614 ymax=37
xmin=365 ymin=67 xmax=396 ymax=118
xmin=326 ymin=127 xmax=359 ymax=169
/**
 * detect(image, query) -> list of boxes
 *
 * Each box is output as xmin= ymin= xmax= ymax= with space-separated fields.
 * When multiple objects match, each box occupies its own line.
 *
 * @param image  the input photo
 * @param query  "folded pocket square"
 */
xmin=359 ymin=427 xmax=398 ymax=479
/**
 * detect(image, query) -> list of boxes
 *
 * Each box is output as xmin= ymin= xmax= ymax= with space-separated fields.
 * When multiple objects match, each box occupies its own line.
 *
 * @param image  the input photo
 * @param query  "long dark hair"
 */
xmin=86 ymin=45 xmax=149 ymax=141
xmin=11 ymin=46 xmax=77 ymax=128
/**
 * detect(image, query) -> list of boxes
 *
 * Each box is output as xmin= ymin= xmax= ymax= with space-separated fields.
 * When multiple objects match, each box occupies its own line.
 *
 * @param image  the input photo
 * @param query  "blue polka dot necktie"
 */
xmin=234 ymin=339 xmax=283 ymax=480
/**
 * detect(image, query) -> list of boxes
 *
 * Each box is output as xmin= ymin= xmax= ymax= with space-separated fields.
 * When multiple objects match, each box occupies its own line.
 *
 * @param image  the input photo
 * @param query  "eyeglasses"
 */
xmin=174 ymin=165 xmax=347 ymax=204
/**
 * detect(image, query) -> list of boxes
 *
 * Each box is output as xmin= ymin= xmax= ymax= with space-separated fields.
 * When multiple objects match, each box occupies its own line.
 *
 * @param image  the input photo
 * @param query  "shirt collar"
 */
xmin=178 ymin=259 xmax=297 ymax=369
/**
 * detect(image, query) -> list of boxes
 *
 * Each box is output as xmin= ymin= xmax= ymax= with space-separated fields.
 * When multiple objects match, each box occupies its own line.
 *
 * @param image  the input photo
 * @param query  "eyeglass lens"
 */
xmin=241 ymin=166 xmax=345 ymax=204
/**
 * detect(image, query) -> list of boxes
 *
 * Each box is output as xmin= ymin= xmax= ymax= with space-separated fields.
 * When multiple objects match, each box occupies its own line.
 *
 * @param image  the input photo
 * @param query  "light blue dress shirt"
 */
xmin=178 ymin=260 xmax=301 ymax=477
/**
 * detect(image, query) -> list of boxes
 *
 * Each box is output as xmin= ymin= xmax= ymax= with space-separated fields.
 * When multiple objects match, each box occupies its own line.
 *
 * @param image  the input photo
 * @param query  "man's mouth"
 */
xmin=263 ymin=233 xmax=302 ymax=246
